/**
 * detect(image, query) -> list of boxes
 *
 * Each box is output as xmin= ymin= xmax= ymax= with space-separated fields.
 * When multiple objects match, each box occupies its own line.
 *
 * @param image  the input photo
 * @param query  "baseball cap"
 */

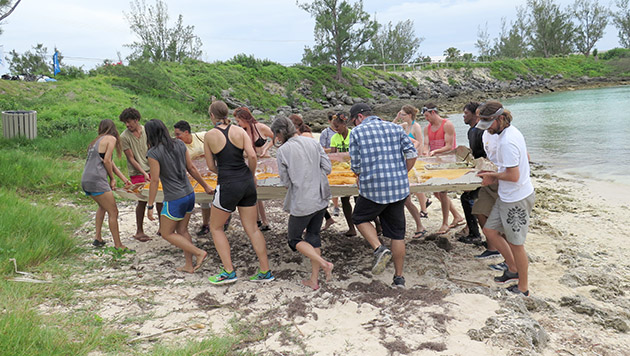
xmin=350 ymin=103 xmax=371 ymax=118
xmin=475 ymin=107 xmax=504 ymax=130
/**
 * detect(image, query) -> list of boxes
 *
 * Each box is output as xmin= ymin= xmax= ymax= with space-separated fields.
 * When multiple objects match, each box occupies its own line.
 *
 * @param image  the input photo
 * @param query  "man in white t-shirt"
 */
xmin=476 ymin=101 xmax=535 ymax=296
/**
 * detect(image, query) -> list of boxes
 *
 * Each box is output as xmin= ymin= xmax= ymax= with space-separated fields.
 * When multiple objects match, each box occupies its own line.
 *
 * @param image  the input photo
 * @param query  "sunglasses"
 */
xmin=421 ymin=107 xmax=437 ymax=114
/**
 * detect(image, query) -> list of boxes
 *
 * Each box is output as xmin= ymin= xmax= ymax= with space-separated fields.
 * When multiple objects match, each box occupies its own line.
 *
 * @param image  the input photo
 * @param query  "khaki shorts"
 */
xmin=472 ymin=183 xmax=499 ymax=217
xmin=485 ymin=192 xmax=535 ymax=246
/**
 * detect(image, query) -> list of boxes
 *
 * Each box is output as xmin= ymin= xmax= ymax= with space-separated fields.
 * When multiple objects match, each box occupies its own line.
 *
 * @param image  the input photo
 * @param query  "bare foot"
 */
xmin=302 ymin=279 xmax=320 ymax=291
xmin=436 ymin=224 xmax=450 ymax=235
xmin=194 ymin=251 xmax=208 ymax=271
xmin=448 ymin=218 xmax=465 ymax=229
xmin=322 ymin=218 xmax=335 ymax=231
xmin=176 ymin=266 xmax=195 ymax=273
xmin=132 ymin=233 xmax=152 ymax=242
xmin=322 ymin=262 xmax=334 ymax=282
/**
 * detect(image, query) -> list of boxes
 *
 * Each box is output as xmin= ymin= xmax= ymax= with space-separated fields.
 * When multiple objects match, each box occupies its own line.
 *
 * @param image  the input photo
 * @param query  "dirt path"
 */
xmin=42 ymin=170 xmax=629 ymax=355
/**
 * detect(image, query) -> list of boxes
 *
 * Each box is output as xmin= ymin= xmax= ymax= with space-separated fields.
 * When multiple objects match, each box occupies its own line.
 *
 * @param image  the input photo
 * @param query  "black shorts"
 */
xmin=287 ymin=208 xmax=326 ymax=252
xmin=212 ymin=178 xmax=257 ymax=213
xmin=352 ymin=195 xmax=406 ymax=240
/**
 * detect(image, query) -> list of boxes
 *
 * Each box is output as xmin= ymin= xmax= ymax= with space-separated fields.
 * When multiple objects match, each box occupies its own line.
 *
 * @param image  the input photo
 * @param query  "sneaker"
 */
xmin=458 ymin=234 xmax=482 ymax=244
xmin=494 ymin=270 xmax=519 ymax=284
xmin=208 ymin=268 xmax=237 ymax=285
xmin=249 ymin=269 xmax=275 ymax=282
xmin=489 ymin=261 xmax=508 ymax=271
xmin=333 ymin=207 xmax=340 ymax=216
xmin=392 ymin=275 xmax=406 ymax=288
xmin=92 ymin=239 xmax=106 ymax=247
xmin=506 ymin=284 xmax=530 ymax=296
xmin=372 ymin=245 xmax=392 ymax=275
xmin=196 ymin=225 xmax=209 ymax=236
xmin=475 ymin=250 xmax=501 ymax=259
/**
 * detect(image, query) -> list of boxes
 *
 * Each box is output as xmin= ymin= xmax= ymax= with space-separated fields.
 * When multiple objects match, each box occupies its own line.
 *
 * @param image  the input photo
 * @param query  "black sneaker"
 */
xmin=196 ymin=225 xmax=209 ymax=236
xmin=494 ymin=270 xmax=519 ymax=284
xmin=489 ymin=261 xmax=508 ymax=271
xmin=475 ymin=250 xmax=501 ymax=259
xmin=506 ymin=284 xmax=529 ymax=296
xmin=458 ymin=234 xmax=482 ymax=244
xmin=92 ymin=239 xmax=106 ymax=247
xmin=392 ymin=275 xmax=405 ymax=288
xmin=372 ymin=245 xmax=392 ymax=275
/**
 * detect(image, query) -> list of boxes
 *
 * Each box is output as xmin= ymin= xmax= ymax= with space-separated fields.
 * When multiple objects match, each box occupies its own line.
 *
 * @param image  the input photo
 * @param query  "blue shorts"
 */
xmin=161 ymin=192 xmax=195 ymax=221
xmin=84 ymin=191 xmax=105 ymax=197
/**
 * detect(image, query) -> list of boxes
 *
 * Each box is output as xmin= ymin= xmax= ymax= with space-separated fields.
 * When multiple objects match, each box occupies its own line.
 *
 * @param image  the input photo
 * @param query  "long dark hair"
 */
xmin=145 ymin=119 xmax=174 ymax=151
xmin=89 ymin=119 xmax=122 ymax=158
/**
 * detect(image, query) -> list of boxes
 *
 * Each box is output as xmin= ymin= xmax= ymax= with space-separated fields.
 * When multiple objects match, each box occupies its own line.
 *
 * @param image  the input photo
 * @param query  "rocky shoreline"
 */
xmin=261 ymin=68 xmax=630 ymax=131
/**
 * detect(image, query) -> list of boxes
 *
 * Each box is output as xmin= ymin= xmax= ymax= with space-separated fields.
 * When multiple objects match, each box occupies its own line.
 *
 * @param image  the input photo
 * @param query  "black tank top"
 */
xmin=214 ymin=125 xmax=253 ymax=184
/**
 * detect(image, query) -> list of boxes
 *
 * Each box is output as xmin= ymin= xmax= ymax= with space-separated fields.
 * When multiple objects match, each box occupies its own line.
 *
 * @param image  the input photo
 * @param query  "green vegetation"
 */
xmin=486 ymin=55 xmax=609 ymax=80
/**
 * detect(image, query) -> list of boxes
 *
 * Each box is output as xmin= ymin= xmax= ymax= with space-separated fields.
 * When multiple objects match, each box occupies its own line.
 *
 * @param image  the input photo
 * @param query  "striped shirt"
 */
xmin=349 ymin=116 xmax=417 ymax=204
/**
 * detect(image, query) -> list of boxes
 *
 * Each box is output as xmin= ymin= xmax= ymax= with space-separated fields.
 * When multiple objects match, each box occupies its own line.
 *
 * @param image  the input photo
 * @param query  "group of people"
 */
xmin=81 ymin=99 xmax=534 ymax=295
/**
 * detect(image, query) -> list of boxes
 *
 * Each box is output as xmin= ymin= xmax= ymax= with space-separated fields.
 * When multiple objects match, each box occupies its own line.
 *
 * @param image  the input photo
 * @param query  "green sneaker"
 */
xmin=249 ymin=269 xmax=275 ymax=282
xmin=208 ymin=268 xmax=237 ymax=285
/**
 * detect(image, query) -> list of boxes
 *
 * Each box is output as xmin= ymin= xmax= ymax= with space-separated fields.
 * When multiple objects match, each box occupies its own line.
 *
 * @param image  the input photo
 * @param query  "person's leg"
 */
xmin=209 ymin=206 xmax=234 ymax=271
xmin=404 ymin=196 xmax=424 ymax=236
xmin=296 ymin=243 xmax=333 ymax=290
xmin=94 ymin=204 xmax=105 ymax=243
xmin=390 ymin=239 xmax=405 ymax=277
xmin=434 ymin=192 xmax=450 ymax=233
xmin=238 ymin=205 xmax=270 ymax=272
xmin=448 ymin=194 xmax=464 ymax=227
xmin=509 ymin=242 xmax=528 ymax=292
xmin=332 ymin=197 xmax=339 ymax=213
xmin=92 ymin=192 xmax=125 ymax=248
xmin=257 ymin=201 xmax=269 ymax=228
xmin=341 ymin=196 xmax=356 ymax=236
xmin=160 ymin=214 xmax=206 ymax=273
xmin=134 ymin=200 xmax=151 ymax=240
xmin=460 ymin=191 xmax=479 ymax=237
xmin=416 ymin=193 xmax=428 ymax=215
xmin=484 ymin=227 xmax=515 ymax=271
xmin=322 ymin=210 xmax=335 ymax=230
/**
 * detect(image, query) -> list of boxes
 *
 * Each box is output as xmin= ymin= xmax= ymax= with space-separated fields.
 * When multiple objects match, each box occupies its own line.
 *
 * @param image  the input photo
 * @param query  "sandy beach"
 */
xmin=44 ymin=166 xmax=630 ymax=355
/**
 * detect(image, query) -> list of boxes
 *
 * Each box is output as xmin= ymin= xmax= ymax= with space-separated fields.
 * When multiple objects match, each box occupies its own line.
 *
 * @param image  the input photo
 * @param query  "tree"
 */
xmin=493 ymin=9 xmax=530 ymax=59
xmin=7 ymin=43 xmax=57 ymax=76
xmin=613 ymin=0 xmax=630 ymax=48
xmin=124 ymin=0 xmax=202 ymax=63
xmin=443 ymin=47 xmax=461 ymax=62
xmin=571 ymin=0 xmax=610 ymax=56
xmin=475 ymin=22 xmax=493 ymax=61
xmin=0 ymin=0 xmax=22 ymax=33
xmin=526 ymin=0 xmax=575 ymax=57
xmin=367 ymin=20 xmax=423 ymax=64
xmin=299 ymin=0 xmax=378 ymax=81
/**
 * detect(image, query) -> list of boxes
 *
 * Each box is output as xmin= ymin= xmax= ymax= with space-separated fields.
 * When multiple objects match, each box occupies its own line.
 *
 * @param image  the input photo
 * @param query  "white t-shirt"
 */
xmin=185 ymin=132 xmax=206 ymax=159
xmin=482 ymin=130 xmax=499 ymax=164
xmin=496 ymin=125 xmax=534 ymax=203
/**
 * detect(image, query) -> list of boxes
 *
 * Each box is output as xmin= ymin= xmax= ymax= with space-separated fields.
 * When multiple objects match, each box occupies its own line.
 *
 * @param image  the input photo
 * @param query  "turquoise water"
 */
xmin=447 ymin=85 xmax=630 ymax=185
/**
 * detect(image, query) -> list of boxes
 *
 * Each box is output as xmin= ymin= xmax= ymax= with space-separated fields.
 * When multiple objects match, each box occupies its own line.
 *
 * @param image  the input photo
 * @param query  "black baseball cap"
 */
xmin=349 ymin=103 xmax=371 ymax=118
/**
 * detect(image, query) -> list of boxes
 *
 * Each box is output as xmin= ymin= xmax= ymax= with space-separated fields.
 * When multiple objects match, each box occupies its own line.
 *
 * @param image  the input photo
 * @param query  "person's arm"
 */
xmin=146 ymin=157 xmax=160 ymax=221
xmin=112 ymin=162 xmax=131 ymax=188
xmin=348 ymin=131 xmax=360 ymax=176
xmin=258 ymin=123 xmax=274 ymax=157
xmin=319 ymin=144 xmax=332 ymax=175
xmin=203 ymin=131 xmax=219 ymax=174
xmin=429 ymin=121 xmax=455 ymax=156
xmin=478 ymin=166 xmax=519 ymax=185
xmin=242 ymin=129 xmax=258 ymax=175
xmin=185 ymin=149 xmax=213 ymax=194
xmin=412 ymin=123 xmax=423 ymax=150
xmin=101 ymin=136 xmax=116 ymax=187
xmin=406 ymin=157 xmax=417 ymax=172
xmin=124 ymin=148 xmax=150 ymax=181
xmin=422 ymin=126 xmax=430 ymax=156
xmin=400 ymin=131 xmax=418 ymax=172
xmin=276 ymin=150 xmax=291 ymax=188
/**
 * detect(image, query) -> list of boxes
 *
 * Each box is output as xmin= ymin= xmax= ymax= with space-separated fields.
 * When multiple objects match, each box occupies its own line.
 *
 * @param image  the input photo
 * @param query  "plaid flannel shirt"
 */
xmin=349 ymin=116 xmax=417 ymax=204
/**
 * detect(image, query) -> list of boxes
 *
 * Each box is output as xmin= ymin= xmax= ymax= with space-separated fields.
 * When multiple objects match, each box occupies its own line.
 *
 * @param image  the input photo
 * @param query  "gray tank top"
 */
xmin=81 ymin=136 xmax=112 ymax=193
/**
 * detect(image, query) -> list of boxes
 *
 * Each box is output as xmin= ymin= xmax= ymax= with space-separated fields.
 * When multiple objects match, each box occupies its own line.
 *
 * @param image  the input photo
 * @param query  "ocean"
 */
xmin=447 ymin=85 xmax=630 ymax=186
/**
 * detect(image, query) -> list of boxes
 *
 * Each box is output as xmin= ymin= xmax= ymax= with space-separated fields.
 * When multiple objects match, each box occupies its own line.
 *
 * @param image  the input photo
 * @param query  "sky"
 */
xmin=0 ymin=0 xmax=623 ymax=72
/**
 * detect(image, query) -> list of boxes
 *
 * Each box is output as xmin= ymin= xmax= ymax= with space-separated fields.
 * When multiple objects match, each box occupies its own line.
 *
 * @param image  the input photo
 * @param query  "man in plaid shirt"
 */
xmin=348 ymin=103 xmax=418 ymax=288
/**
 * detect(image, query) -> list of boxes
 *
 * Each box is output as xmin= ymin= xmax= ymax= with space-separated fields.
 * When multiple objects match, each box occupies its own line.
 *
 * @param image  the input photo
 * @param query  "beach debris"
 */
xmin=7 ymin=258 xmax=51 ymax=284
xmin=127 ymin=323 xmax=205 ymax=343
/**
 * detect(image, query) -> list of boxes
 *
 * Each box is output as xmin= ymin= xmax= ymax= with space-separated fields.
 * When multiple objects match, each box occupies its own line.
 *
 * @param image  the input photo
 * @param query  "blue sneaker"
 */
xmin=208 ymin=268 xmax=237 ymax=285
xmin=489 ymin=261 xmax=508 ymax=271
xmin=249 ymin=269 xmax=275 ymax=282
